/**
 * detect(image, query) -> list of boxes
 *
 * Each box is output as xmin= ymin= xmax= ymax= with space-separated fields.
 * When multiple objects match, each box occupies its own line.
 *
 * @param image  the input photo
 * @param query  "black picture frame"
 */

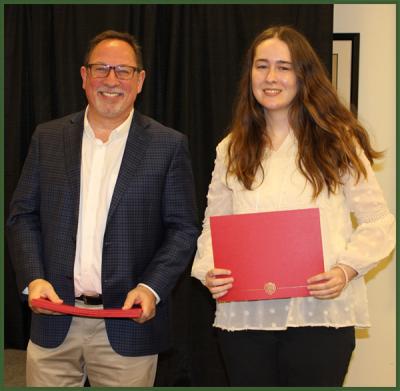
xmin=332 ymin=33 xmax=360 ymax=115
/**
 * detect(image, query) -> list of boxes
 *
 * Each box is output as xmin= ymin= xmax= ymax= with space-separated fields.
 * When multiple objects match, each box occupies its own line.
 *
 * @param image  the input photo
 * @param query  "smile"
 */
xmin=98 ymin=91 xmax=124 ymax=97
xmin=263 ymin=89 xmax=281 ymax=96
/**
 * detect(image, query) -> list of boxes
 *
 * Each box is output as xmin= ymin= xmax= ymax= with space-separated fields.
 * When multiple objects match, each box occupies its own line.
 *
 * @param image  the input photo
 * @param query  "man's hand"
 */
xmin=28 ymin=279 xmax=63 ymax=315
xmin=122 ymin=285 xmax=156 ymax=324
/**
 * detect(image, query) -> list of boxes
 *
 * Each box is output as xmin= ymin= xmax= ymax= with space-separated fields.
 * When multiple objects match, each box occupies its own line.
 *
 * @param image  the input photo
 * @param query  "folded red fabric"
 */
xmin=31 ymin=298 xmax=142 ymax=318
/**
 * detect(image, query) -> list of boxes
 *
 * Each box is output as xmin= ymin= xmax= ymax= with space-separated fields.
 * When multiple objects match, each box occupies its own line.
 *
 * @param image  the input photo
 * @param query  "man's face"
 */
xmin=80 ymin=39 xmax=145 ymax=126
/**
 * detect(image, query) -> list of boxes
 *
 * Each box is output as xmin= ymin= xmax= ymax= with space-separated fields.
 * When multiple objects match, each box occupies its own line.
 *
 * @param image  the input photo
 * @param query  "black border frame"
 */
xmin=333 ymin=32 xmax=360 ymax=116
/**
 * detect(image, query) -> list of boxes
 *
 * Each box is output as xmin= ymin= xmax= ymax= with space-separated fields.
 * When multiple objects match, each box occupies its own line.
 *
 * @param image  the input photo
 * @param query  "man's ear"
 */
xmin=136 ymin=70 xmax=146 ymax=94
xmin=80 ymin=66 xmax=88 ymax=90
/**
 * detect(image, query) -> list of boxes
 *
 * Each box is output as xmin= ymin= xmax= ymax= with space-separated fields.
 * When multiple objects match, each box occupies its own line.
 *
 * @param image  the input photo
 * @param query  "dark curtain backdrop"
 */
xmin=5 ymin=4 xmax=333 ymax=386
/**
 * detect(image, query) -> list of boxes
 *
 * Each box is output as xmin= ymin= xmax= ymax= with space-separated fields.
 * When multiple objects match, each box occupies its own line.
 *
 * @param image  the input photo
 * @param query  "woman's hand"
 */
xmin=307 ymin=264 xmax=357 ymax=299
xmin=205 ymin=268 xmax=234 ymax=300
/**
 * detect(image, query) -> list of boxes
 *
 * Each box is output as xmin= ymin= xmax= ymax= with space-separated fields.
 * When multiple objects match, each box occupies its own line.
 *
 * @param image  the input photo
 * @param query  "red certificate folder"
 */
xmin=31 ymin=298 xmax=142 ymax=318
xmin=210 ymin=208 xmax=324 ymax=302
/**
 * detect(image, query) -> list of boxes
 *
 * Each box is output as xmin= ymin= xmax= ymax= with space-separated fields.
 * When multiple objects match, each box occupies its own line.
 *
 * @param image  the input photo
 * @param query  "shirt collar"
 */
xmin=83 ymin=106 xmax=134 ymax=143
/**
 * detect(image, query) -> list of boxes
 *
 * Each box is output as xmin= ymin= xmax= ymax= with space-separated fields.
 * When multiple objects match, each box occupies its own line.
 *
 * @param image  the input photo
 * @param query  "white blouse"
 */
xmin=191 ymin=131 xmax=395 ymax=331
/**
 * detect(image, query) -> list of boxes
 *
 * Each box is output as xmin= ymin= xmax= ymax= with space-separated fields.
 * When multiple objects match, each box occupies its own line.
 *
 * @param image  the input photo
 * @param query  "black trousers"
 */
xmin=217 ymin=326 xmax=355 ymax=387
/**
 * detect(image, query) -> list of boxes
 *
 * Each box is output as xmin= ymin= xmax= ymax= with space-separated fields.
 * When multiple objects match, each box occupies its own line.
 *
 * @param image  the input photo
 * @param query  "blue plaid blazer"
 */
xmin=7 ymin=110 xmax=199 ymax=356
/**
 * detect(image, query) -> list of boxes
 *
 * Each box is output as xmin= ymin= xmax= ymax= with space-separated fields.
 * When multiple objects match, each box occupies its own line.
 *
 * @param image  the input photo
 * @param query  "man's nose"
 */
xmin=104 ymin=68 xmax=120 ymax=84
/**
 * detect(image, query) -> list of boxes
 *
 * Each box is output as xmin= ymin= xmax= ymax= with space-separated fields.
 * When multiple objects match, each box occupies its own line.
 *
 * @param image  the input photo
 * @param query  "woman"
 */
xmin=191 ymin=26 xmax=395 ymax=386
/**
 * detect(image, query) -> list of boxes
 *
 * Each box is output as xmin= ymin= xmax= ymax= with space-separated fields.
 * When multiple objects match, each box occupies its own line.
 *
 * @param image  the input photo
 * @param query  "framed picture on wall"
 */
xmin=332 ymin=33 xmax=360 ymax=115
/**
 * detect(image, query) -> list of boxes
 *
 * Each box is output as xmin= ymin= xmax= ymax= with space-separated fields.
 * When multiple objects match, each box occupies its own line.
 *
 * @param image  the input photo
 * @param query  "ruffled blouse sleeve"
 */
xmin=191 ymin=137 xmax=233 ymax=284
xmin=338 ymin=150 xmax=395 ymax=276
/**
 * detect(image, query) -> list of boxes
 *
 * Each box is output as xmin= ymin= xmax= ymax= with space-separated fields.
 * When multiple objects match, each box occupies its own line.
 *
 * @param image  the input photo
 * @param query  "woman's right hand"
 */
xmin=205 ymin=268 xmax=234 ymax=299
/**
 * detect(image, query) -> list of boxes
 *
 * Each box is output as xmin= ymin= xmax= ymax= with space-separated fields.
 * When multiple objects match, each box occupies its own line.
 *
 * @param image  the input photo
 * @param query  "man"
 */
xmin=6 ymin=30 xmax=199 ymax=387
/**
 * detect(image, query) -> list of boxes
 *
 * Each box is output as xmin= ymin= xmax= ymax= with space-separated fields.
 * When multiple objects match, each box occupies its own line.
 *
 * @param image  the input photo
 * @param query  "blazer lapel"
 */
xmin=106 ymin=111 xmax=152 ymax=224
xmin=63 ymin=111 xmax=84 ymax=230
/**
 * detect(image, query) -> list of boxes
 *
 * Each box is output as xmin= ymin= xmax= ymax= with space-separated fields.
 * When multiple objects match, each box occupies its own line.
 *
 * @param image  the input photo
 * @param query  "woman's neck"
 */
xmin=265 ymin=113 xmax=291 ymax=151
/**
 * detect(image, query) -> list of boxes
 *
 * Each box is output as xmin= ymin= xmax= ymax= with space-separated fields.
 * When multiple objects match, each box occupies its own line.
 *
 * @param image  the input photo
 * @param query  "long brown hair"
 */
xmin=227 ymin=25 xmax=382 ymax=198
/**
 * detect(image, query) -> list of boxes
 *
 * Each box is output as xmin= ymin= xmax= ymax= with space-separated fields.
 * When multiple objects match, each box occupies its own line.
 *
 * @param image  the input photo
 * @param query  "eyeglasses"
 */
xmin=86 ymin=63 xmax=141 ymax=80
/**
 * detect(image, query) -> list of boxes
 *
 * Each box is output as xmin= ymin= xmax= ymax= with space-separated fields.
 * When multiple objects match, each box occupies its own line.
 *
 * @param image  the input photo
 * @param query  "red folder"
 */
xmin=210 ymin=208 xmax=324 ymax=302
xmin=31 ymin=298 xmax=142 ymax=318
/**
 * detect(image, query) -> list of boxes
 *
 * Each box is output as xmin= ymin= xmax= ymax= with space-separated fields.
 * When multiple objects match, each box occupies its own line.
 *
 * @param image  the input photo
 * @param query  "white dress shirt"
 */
xmin=74 ymin=108 xmax=132 ymax=296
xmin=74 ymin=107 xmax=159 ymax=302
xmin=191 ymin=131 xmax=395 ymax=330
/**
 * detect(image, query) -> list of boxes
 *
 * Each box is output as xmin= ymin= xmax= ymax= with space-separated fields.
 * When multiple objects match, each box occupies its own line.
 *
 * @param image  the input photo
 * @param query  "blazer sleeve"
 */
xmin=6 ymin=129 xmax=45 ymax=293
xmin=138 ymin=134 xmax=199 ymax=300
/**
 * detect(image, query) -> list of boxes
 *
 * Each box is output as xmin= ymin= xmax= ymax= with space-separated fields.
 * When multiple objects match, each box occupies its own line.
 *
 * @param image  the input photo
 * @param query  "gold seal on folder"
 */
xmin=264 ymin=282 xmax=277 ymax=295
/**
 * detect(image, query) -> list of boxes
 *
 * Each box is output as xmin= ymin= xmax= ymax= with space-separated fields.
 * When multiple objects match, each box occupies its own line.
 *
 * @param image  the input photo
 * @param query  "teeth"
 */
xmin=264 ymin=89 xmax=280 ymax=94
xmin=101 ymin=92 xmax=121 ymax=97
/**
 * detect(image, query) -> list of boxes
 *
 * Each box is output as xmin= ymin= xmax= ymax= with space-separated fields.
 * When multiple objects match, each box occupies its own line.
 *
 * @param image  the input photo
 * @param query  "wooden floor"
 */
xmin=3 ymin=349 xmax=26 ymax=387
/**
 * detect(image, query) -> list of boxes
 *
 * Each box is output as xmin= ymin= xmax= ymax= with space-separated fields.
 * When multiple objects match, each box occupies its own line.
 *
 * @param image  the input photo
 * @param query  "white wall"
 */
xmin=334 ymin=4 xmax=396 ymax=387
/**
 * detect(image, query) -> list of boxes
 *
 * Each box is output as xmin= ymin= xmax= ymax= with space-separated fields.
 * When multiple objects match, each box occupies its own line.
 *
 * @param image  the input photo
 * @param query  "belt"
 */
xmin=75 ymin=294 xmax=103 ymax=305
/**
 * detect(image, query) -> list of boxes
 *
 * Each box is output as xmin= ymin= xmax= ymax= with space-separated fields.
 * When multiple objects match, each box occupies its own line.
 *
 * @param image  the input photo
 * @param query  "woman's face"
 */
xmin=251 ymin=37 xmax=298 ymax=118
